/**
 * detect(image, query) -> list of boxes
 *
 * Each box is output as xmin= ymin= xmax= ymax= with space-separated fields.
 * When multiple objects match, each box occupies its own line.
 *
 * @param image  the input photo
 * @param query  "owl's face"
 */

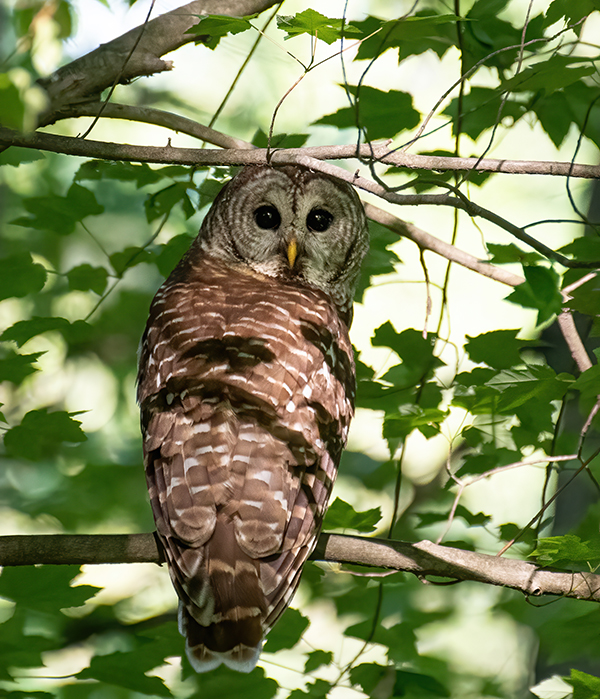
xmin=198 ymin=165 xmax=369 ymax=317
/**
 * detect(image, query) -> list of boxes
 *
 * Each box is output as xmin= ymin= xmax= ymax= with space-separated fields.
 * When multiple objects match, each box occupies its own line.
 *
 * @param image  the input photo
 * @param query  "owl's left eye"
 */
xmin=254 ymin=205 xmax=281 ymax=230
xmin=307 ymin=208 xmax=333 ymax=232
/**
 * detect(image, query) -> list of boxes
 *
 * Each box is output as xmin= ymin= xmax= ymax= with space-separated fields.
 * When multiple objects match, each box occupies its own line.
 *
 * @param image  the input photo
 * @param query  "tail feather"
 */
xmin=170 ymin=515 xmax=266 ymax=673
xmin=179 ymin=603 xmax=262 ymax=673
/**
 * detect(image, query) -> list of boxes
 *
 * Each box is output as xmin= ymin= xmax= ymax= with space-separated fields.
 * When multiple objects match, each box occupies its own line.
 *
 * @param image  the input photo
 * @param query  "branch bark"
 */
xmin=3 ymin=127 xmax=599 ymax=180
xmin=1 ymin=533 xmax=599 ymax=603
xmin=38 ymin=0 xmax=280 ymax=125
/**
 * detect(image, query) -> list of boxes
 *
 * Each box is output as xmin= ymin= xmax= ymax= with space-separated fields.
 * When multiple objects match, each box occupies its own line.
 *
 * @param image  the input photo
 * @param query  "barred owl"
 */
xmin=137 ymin=164 xmax=368 ymax=673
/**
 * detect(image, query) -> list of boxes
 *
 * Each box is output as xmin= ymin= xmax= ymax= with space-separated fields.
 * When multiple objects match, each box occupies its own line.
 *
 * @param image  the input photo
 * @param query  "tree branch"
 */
xmin=38 ymin=0 xmax=280 ymax=125
xmin=0 ymin=533 xmax=598 ymax=603
xmin=3 ymin=127 xmax=599 ymax=180
xmin=363 ymin=202 xmax=525 ymax=288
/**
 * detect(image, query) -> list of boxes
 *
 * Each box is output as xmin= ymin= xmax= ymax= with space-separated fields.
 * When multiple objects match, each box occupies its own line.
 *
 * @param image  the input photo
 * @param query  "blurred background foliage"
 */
xmin=1 ymin=0 xmax=600 ymax=697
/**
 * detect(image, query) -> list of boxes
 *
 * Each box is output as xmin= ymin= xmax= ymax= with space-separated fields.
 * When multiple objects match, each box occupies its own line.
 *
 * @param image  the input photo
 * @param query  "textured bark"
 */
xmin=1 ymin=533 xmax=599 ymax=603
xmin=38 ymin=0 xmax=279 ymax=124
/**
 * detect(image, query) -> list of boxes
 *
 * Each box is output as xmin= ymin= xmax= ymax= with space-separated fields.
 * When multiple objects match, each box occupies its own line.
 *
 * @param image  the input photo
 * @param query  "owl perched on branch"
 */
xmin=137 ymin=164 xmax=369 ymax=673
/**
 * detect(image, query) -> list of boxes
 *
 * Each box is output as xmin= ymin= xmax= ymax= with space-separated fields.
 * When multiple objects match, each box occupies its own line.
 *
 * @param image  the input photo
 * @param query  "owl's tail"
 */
xmin=177 ymin=517 xmax=266 ymax=673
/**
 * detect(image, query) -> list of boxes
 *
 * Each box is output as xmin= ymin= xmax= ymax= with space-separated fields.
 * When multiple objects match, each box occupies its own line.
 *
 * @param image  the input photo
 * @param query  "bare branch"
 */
xmin=4 ymin=126 xmax=599 ymax=179
xmin=1 ymin=533 xmax=599 ymax=603
xmin=363 ymin=203 xmax=525 ymax=288
xmin=38 ymin=0 xmax=280 ymax=125
xmin=3 ymin=127 xmax=597 ymax=270
xmin=558 ymin=273 xmax=597 ymax=373
xmin=63 ymin=103 xmax=256 ymax=150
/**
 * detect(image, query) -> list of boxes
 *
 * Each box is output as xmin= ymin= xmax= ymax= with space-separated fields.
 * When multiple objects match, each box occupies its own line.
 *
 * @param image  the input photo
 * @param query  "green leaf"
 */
xmin=485 ymin=242 xmax=543 ymax=265
xmin=263 ymin=607 xmax=309 ymax=652
xmin=11 ymin=183 xmax=104 ymax=234
xmin=500 ymin=56 xmax=595 ymax=94
xmin=323 ymin=497 xmax=382 ymax=533
xmin=188 ymin=14 xmax=253 ymax=49
xmin=464 ymin=329 xmax=535 ymax=369
xmin=346 ymin=623 xmax=418 ymax=663
xmin=194 ymin=665 xmax=278 ymax=699
xmin=66 ymin=263 xmax=109 ymax=294
xmin=0 ymin=146 xmax=45 ymax=166
xmin=314 ymin=85 xmax=420 ymax=141
xmin=151 ymin=234 xmax=193 ymax=277
xmin=277 ymin=9 xmax=361 ymax=45
xmin=304 ymin=650 xmax=333 ymax=673
xmin=486 ymin=364 xmax=571 ymax=412
xmin=75 ymin=159 xmax=163 ymax=187
xmin=252 ymin=128 xmax=309 ymax=149
xmin=289 ymin=679 xmax=332 ymax=698
xmin=506 ymin=266 xmax=563 ymax=325
xmin=373 ymin=324 xmax=444 ymax=385
xmin=443 ymin=87 xmax=525 ymax=140
xmin=572 ymin=353 xmax=600 ymax=402
xmin=545 ymin=0 xmax=600 ymax=27
xmin=533 ymin=535 xmax=600 ymax=567
xmin=415 ymin=505 xmax=491 ymax=528
xmin=0 ymin=349 xmax=43 ymax=384
xmin=110 ymin=247 xmax=153 ymax=276
xmin=355 ymin=220 xmax=401 ymax=303
xmin=383 ymin=405 xmax=448 ymax=440
xmin=559 ymin=237 xmax=600 ymax=263
xmin=566 ymin=669 xmax=600 ymax=699
xmin=144 ymin=182 xmax=195 ymax=222
xmin=0 ymin=252 xmax=47 ymax=300
xmin=394 ymin=669 xmax=451 ymax=697
xmin=355 ymin=12 xmax=459 ymax=61
xmin=4 ymin=409 xmax=87 ymax=461
xmin=533 ymin=91 xmax=576 ymax=148
xmin=1 ymin=317 xmax=92 ymax=348
xmin=0 ymin=566 xmax=99 ymax=612
xmin=77 ymin=651 xmax=172 ymax=697
xmin=0 ymin=72 xmax=25 ymax=130
xmin=350 ymin=663 xmax=390 ymax=695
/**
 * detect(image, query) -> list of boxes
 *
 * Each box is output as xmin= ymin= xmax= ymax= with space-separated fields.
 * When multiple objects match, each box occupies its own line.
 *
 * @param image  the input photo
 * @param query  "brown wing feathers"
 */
xmin=138 ymin=255 xmax=354 ymax=672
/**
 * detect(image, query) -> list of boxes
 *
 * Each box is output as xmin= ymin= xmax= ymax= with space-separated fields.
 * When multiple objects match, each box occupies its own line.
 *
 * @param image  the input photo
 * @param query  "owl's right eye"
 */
xmin=254 ymin=205 xmax=281 ymax=230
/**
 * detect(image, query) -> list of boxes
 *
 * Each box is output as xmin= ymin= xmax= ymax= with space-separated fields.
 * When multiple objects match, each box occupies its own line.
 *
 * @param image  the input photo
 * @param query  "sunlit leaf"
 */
xmin=277 ymin=9 xmax=361 ymax=44
xmin=188 ymin=14 xmax=253 ymax=49
xmin=323 ymin=497 xmax=382 ymax=533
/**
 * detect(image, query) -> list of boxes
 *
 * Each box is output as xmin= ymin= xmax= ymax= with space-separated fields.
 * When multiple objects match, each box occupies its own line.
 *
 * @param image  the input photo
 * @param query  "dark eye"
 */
xmin=254 ymin=205 xmax=281 ymax=230
xmin=307 ymin=208 xmax=333 ymax=232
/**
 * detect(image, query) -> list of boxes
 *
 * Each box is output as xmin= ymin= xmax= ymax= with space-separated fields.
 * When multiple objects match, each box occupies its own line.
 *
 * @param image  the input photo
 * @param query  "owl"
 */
xmin=137 ymin=164 xmax=369 ymax=673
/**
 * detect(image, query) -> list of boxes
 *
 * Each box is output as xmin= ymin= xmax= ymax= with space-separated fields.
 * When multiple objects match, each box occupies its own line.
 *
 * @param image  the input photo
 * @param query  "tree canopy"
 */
xmin=1 ymin=0 xmax=600 ymax=697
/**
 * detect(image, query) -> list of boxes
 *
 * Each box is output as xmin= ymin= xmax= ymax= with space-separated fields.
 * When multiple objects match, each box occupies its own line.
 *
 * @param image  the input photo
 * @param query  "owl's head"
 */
xmin=196 ymin=165 xmax=369 ymax=319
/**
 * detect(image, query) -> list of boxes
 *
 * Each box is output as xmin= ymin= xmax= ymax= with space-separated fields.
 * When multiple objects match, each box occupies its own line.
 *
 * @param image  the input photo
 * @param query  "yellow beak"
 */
xmin=286 ymin=238 xmax=298 ymax=268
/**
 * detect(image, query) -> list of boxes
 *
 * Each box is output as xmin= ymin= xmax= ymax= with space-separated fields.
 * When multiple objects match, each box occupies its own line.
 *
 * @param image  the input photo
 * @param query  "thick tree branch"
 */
xmin=38 ymin=0 xmax=279 ymax=124
xmin=2 ymin=127 xmax=599 ymax=180
xmin=0 ymin=533 xmax=598 ymax=603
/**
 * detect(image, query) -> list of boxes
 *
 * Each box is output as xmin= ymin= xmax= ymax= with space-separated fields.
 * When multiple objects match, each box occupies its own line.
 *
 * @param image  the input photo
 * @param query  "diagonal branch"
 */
xmin=1 ymin=533 xmax=598 ymax=603
xmin=38 ymin=0 xmax=280 ymax=125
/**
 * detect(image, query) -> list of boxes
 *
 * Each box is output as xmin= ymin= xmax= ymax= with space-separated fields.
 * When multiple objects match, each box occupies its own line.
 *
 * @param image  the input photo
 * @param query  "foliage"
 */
xmin=1 ymin=0 xmax=600 ymax=697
